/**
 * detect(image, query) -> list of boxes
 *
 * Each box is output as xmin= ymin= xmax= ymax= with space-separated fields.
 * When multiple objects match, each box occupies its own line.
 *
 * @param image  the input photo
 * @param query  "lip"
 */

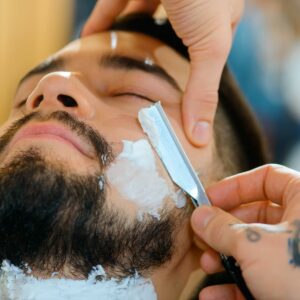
xmin=9 ymin=122 xmax=95 ymax=159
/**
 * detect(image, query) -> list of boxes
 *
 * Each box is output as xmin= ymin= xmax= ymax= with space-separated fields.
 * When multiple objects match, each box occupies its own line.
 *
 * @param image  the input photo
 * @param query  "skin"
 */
xmin=191 ymin=164 xmax=300 ymax=300
xmin=82 ymin=0 xmax=244 ymax=147
xmin=0 ymin=31 xmax=218 ymax=299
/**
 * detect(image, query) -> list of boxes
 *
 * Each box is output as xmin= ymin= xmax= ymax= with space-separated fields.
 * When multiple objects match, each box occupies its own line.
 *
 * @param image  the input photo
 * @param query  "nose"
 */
xmin=26 ymin=72 xmax=94 ymax=119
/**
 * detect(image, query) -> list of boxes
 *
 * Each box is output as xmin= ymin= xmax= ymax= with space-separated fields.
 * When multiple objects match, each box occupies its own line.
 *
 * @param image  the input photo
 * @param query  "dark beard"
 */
xmin=0 ymin=112 xmax=178 ymax=279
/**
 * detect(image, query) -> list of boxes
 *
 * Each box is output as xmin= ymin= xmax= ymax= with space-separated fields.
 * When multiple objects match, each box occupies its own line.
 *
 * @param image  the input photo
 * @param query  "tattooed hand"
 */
xmin=191 ymin=164 xmax=300 ymax=300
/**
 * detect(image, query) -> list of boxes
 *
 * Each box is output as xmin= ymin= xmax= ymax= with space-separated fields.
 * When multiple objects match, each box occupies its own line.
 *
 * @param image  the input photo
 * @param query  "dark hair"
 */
xmin=111 ymin=14 xmax=270 ymax=175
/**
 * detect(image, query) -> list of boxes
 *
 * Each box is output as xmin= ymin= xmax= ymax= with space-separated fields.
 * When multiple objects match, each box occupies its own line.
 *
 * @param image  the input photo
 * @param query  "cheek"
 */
xmin=105 ymin=185 xmax=141 ymax=219
xmin=104 ymin=138 xmax=186 ymax=221
xmin=103 ymin=98 xmax=151 ymax=116
xmin=92 ymin=116 xmax=146 ymax=146
xmin=0 ymin=119 xmax=14 ymax=137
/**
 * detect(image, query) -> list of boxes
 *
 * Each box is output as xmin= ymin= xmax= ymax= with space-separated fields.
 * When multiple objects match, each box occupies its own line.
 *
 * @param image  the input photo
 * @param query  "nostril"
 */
xmin=57 ymin=94 xmax=78 ymax=107
xmin=33 ymin=95 xmax=44 ymax=108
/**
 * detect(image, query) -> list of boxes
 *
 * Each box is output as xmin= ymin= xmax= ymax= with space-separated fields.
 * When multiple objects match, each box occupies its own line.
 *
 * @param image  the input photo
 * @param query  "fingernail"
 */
xmin=192 ymin=121 xmax=210 ymax=145
xmin=192 ymin=206 xmax=215 ymax=230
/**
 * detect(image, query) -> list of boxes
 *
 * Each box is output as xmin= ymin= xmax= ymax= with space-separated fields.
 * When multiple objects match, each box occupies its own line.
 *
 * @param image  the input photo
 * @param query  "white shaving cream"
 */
xmin=138 ymin=107 xmax=187 ymax=208
xmin=0 ymin=261 xmax=157 ymax=300
xmin=106 ymin=139 xmax=170 ymax=219
xmin=138 ymin=109 xmax=161 ymax=151
xmin=171 ymin=189 xmax=187 ymax=209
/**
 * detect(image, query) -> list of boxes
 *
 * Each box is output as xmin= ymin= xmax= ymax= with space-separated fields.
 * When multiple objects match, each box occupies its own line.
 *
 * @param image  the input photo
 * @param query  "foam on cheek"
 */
xmin=106 ymin=139 xmax=170 ymax=219
xmin=0 ymin=261 xmax=157 ymax=300
xmin=138 ymin=108 xmax=187 ymax=210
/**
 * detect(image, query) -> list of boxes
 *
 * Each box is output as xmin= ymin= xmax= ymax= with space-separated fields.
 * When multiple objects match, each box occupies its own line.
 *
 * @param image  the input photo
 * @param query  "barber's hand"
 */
xmin=82 ymin=0 xmax=244 ymax=146
xmin=191 ymin=164 xmax=300 ymax=300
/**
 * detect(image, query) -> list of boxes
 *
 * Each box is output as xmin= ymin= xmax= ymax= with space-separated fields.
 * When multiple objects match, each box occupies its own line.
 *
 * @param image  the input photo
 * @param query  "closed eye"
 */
xmin=15 ymin=93 xmax=156 ymax=109
xmin=114 ymin=92 xmax=156 ymax=103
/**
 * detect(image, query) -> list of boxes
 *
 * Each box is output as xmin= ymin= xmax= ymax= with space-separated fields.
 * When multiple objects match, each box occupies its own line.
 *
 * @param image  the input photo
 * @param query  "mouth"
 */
xmin=9 ymin=122 xmax=95 ymax=159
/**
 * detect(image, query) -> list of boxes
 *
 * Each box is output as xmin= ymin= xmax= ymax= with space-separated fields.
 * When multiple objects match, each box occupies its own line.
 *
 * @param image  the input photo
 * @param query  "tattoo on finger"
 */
xmin=229 ymin=224 xmax=261 ymax=242
xmin=245 ymin=228 xmax=261 ymax=242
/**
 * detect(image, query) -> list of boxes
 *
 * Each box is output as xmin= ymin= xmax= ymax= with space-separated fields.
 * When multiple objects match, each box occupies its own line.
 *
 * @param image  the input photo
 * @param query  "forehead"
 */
xmin=54 ymin=31 xmax=190 ymax=91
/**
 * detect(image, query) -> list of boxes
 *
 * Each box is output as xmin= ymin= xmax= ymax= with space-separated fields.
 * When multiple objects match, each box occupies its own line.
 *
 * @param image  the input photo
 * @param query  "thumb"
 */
xmin=191 ymin=206 xmax=241 ymax=256
xmin=181 ymin=29 xmax=232 ymax=146
xmin=81 ymin=0 xmax=128 ymax=36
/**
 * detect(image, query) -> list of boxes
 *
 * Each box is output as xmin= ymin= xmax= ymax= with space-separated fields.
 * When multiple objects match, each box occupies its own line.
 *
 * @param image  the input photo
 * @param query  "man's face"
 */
xmin=6 ymin=31 xmax=213 ymax=172
xmin=0 ymin=31 xmax=214 ymax=293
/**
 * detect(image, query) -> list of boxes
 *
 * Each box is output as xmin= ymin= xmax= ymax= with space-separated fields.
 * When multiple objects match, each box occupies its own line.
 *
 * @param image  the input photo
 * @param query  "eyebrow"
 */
xmin=100 ymin=54 xmax=182 ymax=92
xmin=19 ymin=54 xmax=182 ymax=93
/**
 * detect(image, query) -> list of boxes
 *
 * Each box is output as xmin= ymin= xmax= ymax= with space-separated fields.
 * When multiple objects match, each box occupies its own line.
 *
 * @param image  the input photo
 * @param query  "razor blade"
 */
xmin=138 ymin=102 xmax=210 ymax=207
xmin=138 ymin=102 xmax=255 ymax=300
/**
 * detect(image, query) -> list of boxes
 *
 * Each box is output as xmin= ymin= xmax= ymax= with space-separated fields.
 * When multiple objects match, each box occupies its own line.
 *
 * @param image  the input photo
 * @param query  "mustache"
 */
xmin=0 ymin=111 xmax=114 ymax=167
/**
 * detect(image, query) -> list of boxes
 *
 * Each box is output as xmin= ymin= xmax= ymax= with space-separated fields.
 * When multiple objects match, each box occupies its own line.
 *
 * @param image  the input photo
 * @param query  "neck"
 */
xmin=0 ymin=261 xmax=157 ymax=300
xmin=151 ymin=223 xmax=203 ymax=299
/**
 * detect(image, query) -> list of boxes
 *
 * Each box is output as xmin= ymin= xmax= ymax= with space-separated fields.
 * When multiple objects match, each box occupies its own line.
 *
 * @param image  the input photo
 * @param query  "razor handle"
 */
xmin=220 ymin=254 xmax=255 ymax=300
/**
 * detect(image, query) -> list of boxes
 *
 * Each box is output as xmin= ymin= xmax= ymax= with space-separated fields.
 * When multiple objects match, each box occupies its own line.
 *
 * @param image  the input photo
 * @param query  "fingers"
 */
xmin=199 ymin=284 xmax=244 ymax=300
xmin=230 ymin=201 xmax=283 ymax=224
xmin=196 ymin=202 xmax=284 ymax=274
xmin=207 ymin=164 xmax=300 ymax=211
xmin=179 ymin=0 xmax=244 ymax=146
xmin=82 ymin=0 xmax=129 ymax=36
xmin=191 ymin=204 xmax=289 ymax=256
xmin=192 ymin=205 xmax=294 ymax=300
xmin=82 ymin=0 xmax=160 ymax=36
xmin=191 ymin=206 xmax=241 ymax=256
xmin=123 ymin=0 xmax=160 ymax=15
xmin=200 ymin=249 xmax=223 ymax=274
xmin=181 ymin=66 xmax=219 ymax=147
xmin=182 ymin=23 xmax=232 ymax=146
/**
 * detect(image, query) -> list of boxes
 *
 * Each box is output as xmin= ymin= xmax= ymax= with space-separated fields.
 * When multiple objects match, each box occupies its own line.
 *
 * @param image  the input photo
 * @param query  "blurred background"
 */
xmin=1 ymin=0 xmax=300 ymax=168
xmin=0 ymin=0 xmax=74 ymax=124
